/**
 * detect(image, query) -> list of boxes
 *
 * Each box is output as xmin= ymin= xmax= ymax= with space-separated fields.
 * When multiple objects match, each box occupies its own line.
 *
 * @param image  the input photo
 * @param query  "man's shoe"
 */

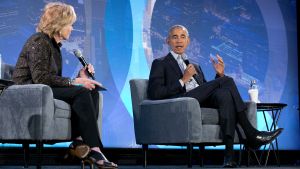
xmin=223 ymin=156 xmax=237 ymax=168
xmin=249 ymin=128 xmax=283 ymax=149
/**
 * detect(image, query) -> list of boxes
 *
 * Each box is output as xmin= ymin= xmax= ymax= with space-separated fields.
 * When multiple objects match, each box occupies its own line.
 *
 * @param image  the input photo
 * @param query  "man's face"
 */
xmin=167 ymin=28 xmax=190 ymax=54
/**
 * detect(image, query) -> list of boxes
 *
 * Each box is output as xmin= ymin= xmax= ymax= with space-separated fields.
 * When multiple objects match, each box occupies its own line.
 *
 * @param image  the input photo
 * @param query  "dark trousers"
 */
xmin=52 ymin=86 xmax=103 ymax=148
xmin=183 ymin=76 xmax=250 ymax=138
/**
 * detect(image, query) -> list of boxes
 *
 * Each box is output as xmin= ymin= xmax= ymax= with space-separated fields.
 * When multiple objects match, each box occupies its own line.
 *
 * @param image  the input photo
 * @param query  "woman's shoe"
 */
xmin=82 ymin=150 xmax=118 ymax=169
xmin=66 ymin=140 xmax=91 ymax=159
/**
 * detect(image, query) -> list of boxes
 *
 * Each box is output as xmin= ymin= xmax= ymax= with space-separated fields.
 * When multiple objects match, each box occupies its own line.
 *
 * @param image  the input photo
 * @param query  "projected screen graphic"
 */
xmin=0 ymin=0 xmax=298 ymax=150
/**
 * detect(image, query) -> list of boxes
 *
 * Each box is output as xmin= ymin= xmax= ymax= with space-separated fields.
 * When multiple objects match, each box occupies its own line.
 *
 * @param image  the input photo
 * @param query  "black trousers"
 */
xmin=52 ymin=86 xmax=103 ymax=148
xmin=183 ymin=76 xmax=248 ymax=138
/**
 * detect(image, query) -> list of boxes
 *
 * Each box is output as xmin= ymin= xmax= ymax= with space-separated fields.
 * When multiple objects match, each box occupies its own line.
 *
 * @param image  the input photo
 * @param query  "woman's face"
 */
xmin=60 ymin=24 xmax=73 ymax=40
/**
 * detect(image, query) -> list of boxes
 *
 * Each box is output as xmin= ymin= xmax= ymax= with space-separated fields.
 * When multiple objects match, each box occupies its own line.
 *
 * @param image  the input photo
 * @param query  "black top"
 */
xmin=12 ymin=32 xmax=70 ymax=87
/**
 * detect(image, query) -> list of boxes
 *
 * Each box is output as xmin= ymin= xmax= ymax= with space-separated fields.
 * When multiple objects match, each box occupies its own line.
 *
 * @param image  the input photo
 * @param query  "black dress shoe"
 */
xmin=223 ymin=156 xmax=237 ymax=168
xmin=249 ymin=128 xmax=283 ymax=149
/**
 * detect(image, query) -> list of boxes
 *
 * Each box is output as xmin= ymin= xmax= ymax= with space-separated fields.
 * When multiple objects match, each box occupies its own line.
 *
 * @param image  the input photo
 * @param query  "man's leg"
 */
xmin=205 ymin=89 xmax=237 ymax=160
xmin=192 ymin=76 xmax=258 ymax=138
xmin=189 ymin=76 xmax=283 ymax=148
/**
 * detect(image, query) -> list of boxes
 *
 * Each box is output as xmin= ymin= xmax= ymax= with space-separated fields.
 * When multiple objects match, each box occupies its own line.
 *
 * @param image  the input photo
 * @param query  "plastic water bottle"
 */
xmin=250 ymin=80 xmax=258 ymax=90
xmin=248 ymin=80 xmax=260 ymax=103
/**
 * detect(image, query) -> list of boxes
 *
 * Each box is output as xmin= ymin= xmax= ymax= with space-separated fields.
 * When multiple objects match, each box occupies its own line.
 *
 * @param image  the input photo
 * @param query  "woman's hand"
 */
xmin=210 ymin=54 xmax=225 ymax=77
xmin=72 ymin=77 xmax=101 ymax=90
xmin=78 ymin=64 xmax=95 ymax=79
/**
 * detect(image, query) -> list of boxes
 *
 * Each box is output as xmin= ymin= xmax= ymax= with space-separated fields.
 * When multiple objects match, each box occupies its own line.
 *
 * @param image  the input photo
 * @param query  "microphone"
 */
xmin=183 ymin=59 xmax=190 ymax=65
xmin=182 ymin=55 xmax=190 ymax=65
xmin=73 ymin=49 xmax=95 ymax=80
xmin=183 ymin=57 xmax=199 ymax=80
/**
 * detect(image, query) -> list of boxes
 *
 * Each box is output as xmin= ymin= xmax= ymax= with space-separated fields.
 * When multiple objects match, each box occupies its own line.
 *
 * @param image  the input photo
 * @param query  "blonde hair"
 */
xmin=36 ymin=2 xmax=76 ymax=38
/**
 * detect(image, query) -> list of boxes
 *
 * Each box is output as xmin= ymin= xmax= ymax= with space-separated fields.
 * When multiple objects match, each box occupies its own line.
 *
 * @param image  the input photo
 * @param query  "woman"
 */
xmin=12 ymin=2 xmax=117 ymax=168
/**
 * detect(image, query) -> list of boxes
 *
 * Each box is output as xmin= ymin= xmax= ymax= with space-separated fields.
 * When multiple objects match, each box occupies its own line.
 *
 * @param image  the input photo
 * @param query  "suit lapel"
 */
xmin=194 ymin=64 xmax=205 ymax=85
xmin=165 ymin=53 xmax=182 ymax=77
xmin=165 ymin=53 xmax=205 ymax=85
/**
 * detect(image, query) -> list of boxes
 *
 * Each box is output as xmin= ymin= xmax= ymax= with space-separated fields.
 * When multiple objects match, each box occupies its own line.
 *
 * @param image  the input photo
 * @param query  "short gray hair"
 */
xmin=168 ymin=25 xmax=189 ymax=37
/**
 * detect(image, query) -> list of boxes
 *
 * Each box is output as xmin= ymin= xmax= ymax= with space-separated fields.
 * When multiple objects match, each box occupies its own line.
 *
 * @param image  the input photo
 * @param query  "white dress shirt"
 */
xmin=170 ymin=51 xmax=199 ymax=92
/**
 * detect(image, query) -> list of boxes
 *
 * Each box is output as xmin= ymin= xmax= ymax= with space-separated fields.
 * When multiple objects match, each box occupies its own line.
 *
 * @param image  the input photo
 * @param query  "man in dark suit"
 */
xmin=147 ymin=25 xmax=283 ymax=168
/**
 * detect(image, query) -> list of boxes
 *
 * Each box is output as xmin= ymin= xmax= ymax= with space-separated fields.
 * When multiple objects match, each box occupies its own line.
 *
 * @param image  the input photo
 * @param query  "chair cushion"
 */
xmin=54 ymin=99 xmax=71 ymax=119
xmin=201 ymin=108 xmax=219 ymax=125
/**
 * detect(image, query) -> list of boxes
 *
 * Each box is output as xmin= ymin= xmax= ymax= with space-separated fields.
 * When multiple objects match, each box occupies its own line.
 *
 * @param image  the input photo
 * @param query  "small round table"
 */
xmin=256 ymin=102 xmax=287 ymax=166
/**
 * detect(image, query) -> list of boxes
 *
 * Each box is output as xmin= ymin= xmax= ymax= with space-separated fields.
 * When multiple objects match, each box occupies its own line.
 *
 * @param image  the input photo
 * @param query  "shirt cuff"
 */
xmin=179 ymin=79 xmax=184 ymax=87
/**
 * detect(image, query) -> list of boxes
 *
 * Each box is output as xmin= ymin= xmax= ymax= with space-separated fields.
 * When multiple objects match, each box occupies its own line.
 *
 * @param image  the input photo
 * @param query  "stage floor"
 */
xmin=0 ymin=166 xmax=299 ymax=169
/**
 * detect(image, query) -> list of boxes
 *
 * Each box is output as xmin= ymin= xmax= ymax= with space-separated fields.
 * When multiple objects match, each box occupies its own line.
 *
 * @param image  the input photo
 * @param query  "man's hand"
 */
xmin=181 ymin=64 xmax=197 ymax=83
xmin=78 ymin=64 xmax=95 ymax=79
xmin=210 ymin=54 xmax=225 ymax=76
xmin=72 ymin=77 xmax=102 ymax=90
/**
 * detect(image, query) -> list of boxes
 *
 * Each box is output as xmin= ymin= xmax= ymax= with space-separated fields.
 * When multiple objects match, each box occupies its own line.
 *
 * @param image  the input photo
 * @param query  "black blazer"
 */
xmin=13 ymin=32 xmax=70 ymax=87
xmin=147 ymin=53 xmax=206 ymax=100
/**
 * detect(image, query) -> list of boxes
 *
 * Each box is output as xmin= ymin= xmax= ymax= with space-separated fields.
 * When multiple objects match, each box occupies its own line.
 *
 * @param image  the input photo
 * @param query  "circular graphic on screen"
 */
xmin=143 ymin=0 xmax=288 ymax=102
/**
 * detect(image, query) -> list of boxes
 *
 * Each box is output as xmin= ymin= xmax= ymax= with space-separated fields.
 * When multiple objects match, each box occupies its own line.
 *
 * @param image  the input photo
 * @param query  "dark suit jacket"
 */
xmin=12 ymin=32 xmax=70 ymax=87
xmin=147 ymin=53 xmax=206 ymax=100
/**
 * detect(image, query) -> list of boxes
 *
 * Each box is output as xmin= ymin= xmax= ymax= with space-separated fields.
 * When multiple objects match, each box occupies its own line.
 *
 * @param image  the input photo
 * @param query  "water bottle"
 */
xmin=250 ymin=80 xmax=258 ymax=90
xmin=248 ymin=80 xmax=259 ymax=103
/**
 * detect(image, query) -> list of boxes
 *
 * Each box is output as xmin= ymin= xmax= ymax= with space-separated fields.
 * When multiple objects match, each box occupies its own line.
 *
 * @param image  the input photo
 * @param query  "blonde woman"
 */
xmin=12 ymin=2 xmax=117 ymax=168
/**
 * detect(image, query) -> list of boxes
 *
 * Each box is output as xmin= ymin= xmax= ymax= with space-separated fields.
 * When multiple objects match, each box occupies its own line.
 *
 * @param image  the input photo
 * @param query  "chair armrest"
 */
xmin=135 ymin=97 xmax=202 ymax=144
xmin=97 ymin=92 xmax=103 ymax=139
xmin=0 ymin=84 xmax=55 ymax=140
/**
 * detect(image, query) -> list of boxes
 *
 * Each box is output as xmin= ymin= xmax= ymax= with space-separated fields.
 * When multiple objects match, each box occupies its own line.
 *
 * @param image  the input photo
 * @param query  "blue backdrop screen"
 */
xmin=0 ymin=0 xmax=298 ymax=150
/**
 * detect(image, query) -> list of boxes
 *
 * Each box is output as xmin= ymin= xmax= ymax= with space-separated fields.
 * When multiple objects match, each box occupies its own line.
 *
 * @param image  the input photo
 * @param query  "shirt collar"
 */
xmin=41 ymin=32 xmax=62 ymax=48
xmin=170 ymin=50 xmax=187 ymax=61
xmin=51 ymin=37 xmax=62 ymax=48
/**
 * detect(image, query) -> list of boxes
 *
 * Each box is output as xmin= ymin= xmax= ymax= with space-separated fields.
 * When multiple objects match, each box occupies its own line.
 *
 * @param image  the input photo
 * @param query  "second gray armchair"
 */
xmin=129 ymin=79 xmax=257 ymax=168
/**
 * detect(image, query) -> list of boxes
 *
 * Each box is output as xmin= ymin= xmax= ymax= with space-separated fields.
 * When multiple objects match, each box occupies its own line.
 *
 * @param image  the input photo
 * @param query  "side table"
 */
xmin=256 ymin=102 xmax=287 ymax=166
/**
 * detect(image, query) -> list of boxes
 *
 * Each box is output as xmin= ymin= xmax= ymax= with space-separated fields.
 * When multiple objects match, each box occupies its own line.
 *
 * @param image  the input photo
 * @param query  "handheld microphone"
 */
xmin=73 ymin=49 xmax=95 ymax=80
xmin=183 ymin=57 xmax=199 ymax=79
xmin=182 ymin=55 xmax=190 ymax=65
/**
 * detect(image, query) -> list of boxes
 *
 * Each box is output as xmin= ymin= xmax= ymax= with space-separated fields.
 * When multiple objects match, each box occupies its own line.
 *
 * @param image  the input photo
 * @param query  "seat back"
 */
xmin=0 ymin=63 xmax=15 ymax=80
xmin=129 ymin=79 xmax=149 ymax=138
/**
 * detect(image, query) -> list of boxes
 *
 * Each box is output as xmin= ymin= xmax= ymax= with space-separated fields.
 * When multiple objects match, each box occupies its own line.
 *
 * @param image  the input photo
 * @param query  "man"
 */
xmin=147 ymin=25 xmax=283 ymax=168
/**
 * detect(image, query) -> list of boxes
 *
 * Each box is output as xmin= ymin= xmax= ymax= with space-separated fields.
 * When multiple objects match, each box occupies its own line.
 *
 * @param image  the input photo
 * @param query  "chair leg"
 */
xmin=187 ymin=144 xmax=193 ymax=168
xmin=142 ymin=144 xmax=148 ymax=168
xmin=238 ymin=144 xmax=242 ymax=166
xmin=36 ymin=142 xmax=43 ymax=169
xmin=199 ymin=145 xmax=205 ymax=167
xmin=22 ymin=143 xmax=29 ymax=168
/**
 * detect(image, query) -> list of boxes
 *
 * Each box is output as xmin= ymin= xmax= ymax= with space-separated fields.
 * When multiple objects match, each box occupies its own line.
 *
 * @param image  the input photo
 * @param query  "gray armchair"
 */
xmin=0 ymin=63 xmax=103 ymax=168
xmin=129 ymin=79 xmax=257 ymax=167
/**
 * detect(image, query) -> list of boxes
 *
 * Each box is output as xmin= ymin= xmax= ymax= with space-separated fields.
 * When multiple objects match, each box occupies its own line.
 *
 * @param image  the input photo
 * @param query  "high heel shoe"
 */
xmin=81 ymin=150 xmax=118 ymax=169
xmin=65 ymin=140 xmax=91 ymax=160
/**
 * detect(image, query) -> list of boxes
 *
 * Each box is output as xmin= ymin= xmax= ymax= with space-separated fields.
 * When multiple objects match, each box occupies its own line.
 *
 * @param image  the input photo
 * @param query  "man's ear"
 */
xmin=166 ymin=37 xmax=170 ymax=44
xmin=187 ymin=37 xmax=190 ymax=45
